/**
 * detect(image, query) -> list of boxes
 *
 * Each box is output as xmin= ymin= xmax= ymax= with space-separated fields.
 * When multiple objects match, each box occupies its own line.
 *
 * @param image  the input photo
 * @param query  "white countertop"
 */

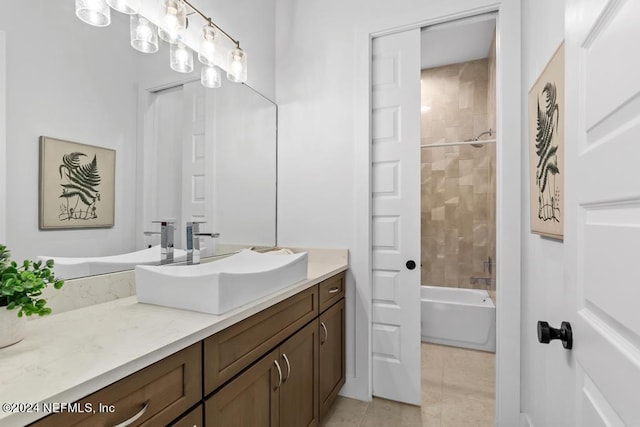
xmin=0 ymin=248 xmax=348 ymax=426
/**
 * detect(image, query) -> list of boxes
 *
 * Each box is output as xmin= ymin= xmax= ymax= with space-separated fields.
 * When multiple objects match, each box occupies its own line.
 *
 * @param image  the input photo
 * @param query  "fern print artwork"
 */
xmin=39 ymin=137 xmax=115 ymax=229
xmin=528 ymin=42 xmax=564 ymax=239
xmin=58 ymin=152 xmax=102 ymax=221
xmin=534 ymin=82 xmax=561 ymax=223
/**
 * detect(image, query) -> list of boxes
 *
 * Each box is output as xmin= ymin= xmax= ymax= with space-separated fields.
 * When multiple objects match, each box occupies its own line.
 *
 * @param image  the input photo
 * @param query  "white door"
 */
xmin=181 ymin=81 xmax=214 ymax=256
xmin=565 ymin=0 xmax=640 ymax=424
xmin=371 ymin=28 xmax=421 ymax=406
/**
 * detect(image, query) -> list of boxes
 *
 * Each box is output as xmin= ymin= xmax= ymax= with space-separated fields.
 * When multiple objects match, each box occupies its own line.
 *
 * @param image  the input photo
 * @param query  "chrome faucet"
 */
xmin=144 ymin=219 xmax=176 ymax=264
xmin=186 ymin=221 xmax=220 ymax=265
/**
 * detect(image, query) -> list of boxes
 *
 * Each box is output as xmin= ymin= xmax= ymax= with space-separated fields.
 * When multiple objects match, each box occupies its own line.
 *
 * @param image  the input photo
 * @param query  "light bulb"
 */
xmin=158 ymin=0 xmax=186 ymax=44
xmin=198 ymin=25 xmax=222 ymax=67
xmin=226 ymin=47 xmax=247 ymax=83
xmin=170 ymin=43 xmax=193 ymax=73
xmin=201 ymin=65 xmax=222 ymax=89
xmin=130 ymin=14 xmax=158 ymax=53
xmin=231 ymin=58 xmax=243 ymax=77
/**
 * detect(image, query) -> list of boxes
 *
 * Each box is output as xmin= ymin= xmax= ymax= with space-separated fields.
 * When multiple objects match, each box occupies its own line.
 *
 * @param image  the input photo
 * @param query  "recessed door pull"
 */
xmin=537 ymin=321 xmax=573 ymax=350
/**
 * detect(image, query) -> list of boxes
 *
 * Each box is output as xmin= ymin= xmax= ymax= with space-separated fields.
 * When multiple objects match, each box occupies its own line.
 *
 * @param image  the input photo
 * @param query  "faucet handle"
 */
xmin=152 ymin=218 xmax=176 ymax=224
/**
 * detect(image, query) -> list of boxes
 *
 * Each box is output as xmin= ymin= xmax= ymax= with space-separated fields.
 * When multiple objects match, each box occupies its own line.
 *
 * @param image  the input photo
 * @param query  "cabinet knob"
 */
xmin=537 ymin=321 xmax=573 ymax=350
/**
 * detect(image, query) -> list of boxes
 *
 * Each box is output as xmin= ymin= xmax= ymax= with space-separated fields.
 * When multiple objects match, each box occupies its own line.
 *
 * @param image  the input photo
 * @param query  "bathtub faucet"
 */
xmin=470 ymin=276 xmax=494 ymax=290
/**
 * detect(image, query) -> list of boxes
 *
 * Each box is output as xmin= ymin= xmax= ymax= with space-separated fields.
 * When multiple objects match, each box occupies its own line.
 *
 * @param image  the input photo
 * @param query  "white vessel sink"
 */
xmin=135 ymin=249 xmax=308 ymax=314
xmin=39 ymin=245 xmax=187 ymax=279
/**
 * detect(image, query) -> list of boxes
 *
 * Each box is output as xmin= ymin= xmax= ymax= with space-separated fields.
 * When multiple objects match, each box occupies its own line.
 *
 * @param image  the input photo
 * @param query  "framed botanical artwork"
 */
xmin=39 ymin=136 xmax=115 ymax=229
xmin=529 ymin=42 xmax=564 ymax=240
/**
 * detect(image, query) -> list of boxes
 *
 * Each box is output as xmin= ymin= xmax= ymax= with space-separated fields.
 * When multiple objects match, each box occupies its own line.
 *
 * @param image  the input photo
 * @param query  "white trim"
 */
xmin=352 ymin=1 xmax=521 ymax=424
xmin=0 ymin=31 xmax=6 ymax=243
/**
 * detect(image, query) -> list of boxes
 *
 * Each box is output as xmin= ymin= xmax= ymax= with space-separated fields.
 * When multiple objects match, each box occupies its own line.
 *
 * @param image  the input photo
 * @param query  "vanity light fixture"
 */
xmin=75 ymin=0 xmax=111 ymax=27
xmin=130 ymin=15 xmax=159 ymax=53
xmin=75 ymin=0 xmax=248 ymax=86
xmin=182 ymin=0 xmax=248 ymax=83
xmin=106 ymin=0 xmax=139 ymax=14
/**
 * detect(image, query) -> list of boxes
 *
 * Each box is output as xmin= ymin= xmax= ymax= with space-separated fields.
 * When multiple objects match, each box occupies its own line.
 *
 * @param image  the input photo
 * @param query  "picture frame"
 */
xmin=528 ymin=42 xmax=564 ymax=240
xmin=39 ymin=136 xmax=115 ymax=229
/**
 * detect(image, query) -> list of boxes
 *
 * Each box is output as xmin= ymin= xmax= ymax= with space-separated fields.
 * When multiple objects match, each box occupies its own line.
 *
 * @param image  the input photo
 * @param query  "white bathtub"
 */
xmin=420 ymin=285 xmax=496 ymax=352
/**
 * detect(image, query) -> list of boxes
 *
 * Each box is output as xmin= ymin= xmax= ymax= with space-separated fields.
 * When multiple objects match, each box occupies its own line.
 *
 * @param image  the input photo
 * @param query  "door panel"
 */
xmin=205 ymin=349 xmax=279 ymax=427
xmin=182 ymin=82 xmax=214 ymax=256
xmin=567 ymin=0 xmax=640 ymax=425
xmin=279 ymin=321 xmax=319 ymax=427
xmin=371 ymin=28 xmax=421 ymax=405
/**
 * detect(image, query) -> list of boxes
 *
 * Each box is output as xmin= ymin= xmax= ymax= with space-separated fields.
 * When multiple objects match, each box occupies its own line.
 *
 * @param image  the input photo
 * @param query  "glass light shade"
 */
xmin=201 ymin=66 xmax=222 ymax=88
xmin=158 ymin=0 xmax=186 ymax=44
xmin=226 ymin=47 xmax=247 ymax=83
xmin=106 ymin=0 xmax=139 ymax=14
xmin=198 ymin=25 xmax=223 ymax=67
xmin=170 ymin=43 xmax=193 ymax=73
xmin=75 ymin=0 xmax=111 ymax=27
xmin=130 ymin=15 xmax=158 ymax=53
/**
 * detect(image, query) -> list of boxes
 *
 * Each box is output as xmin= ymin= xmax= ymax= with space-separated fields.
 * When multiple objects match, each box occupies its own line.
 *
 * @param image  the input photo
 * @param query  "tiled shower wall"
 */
xmin=420 ymin=51 xmax=496 ymax=290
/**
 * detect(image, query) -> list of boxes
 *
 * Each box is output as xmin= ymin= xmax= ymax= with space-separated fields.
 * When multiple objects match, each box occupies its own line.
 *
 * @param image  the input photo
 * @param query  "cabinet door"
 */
xmin=205 ymin=349 xmax=280 ymax=427
xmin=279 ymin=320 xmax=319 ymax=427
xmin=170 ymin=404 xmax=203 ymax=427
xmin=319 ymin=299 xmax=346 ymax=422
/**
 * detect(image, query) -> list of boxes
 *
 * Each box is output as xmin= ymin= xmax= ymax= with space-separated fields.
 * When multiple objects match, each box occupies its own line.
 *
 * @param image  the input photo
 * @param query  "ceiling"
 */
xmin=421 ymin=14 xmax=496 ymax=70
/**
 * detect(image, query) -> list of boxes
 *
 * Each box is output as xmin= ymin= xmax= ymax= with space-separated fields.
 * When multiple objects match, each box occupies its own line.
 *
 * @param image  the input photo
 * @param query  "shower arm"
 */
xmin=420 ymin=129 xmax=496 ymax=149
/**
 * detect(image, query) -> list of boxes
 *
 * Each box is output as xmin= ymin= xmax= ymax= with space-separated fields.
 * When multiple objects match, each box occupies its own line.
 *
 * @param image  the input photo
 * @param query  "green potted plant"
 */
xmin=0 ymin=244 xmax=64 ymax=348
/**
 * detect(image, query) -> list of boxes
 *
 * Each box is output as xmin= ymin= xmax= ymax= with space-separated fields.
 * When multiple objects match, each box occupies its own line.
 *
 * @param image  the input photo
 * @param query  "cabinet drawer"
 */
xmin=204 ymin=285 xmax=318 ymax=394
xmin=318 ymin=272 xmax=345 ymax=313
xmin=31 ymin=342 xmax=202 ymax=427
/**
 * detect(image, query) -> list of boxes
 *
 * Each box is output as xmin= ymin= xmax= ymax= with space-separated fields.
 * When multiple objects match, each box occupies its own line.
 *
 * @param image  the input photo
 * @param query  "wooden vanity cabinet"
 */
xmin=28 ymin=272 xmax=345 ymax=427
xmin=206 ymin=320 xmax=319 ymax=427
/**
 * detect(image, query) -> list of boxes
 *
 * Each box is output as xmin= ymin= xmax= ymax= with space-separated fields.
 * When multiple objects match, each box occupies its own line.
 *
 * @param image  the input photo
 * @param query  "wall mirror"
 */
xmin=1 ymin=2 xmax=277 ymax=279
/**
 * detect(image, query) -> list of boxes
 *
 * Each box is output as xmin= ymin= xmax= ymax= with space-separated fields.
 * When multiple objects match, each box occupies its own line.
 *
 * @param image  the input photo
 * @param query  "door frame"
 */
xmin=351 ymin=1 xmax=522 ymax=424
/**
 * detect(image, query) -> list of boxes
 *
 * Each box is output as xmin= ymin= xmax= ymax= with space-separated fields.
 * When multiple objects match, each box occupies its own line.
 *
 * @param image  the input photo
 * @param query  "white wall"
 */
xmin=213 ymin=83 xmax=277 ymax=247
xmin=520 ymin=1 xmax=569 ymax=426
xmin=1 ymin=2 xmax=139 ymax=261
xmin=276 ymin=1 xmax=521 ymax=419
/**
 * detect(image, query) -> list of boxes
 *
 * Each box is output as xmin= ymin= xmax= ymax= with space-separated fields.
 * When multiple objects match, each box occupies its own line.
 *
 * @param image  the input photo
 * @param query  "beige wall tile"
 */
xmin=421 ymin=57 xmax=495 ymax=289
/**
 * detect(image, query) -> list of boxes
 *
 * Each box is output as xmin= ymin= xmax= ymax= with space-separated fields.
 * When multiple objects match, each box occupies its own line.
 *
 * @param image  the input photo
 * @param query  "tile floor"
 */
xmin=321 ymin=342 xmax=495 ymax=426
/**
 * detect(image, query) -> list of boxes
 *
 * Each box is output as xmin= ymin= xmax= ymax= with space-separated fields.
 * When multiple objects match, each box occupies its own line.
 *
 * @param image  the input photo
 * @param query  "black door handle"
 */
xmin=537 ymin=321 xmax=573 ymax=350
xmin=406 ymin=260 xmax=416 ymax=270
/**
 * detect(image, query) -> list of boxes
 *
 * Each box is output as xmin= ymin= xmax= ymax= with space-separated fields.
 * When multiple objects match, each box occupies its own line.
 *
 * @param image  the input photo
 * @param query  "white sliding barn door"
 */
xmin=564 ymin=0 xmax=640 ymax=424
xmin=371 ymin=28 xmax=421 ymax=406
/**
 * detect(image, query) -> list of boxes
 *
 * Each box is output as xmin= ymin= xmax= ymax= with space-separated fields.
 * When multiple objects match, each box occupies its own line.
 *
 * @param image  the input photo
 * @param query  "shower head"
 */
xmin=469 ymin=129 xmax=493 ymax=148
